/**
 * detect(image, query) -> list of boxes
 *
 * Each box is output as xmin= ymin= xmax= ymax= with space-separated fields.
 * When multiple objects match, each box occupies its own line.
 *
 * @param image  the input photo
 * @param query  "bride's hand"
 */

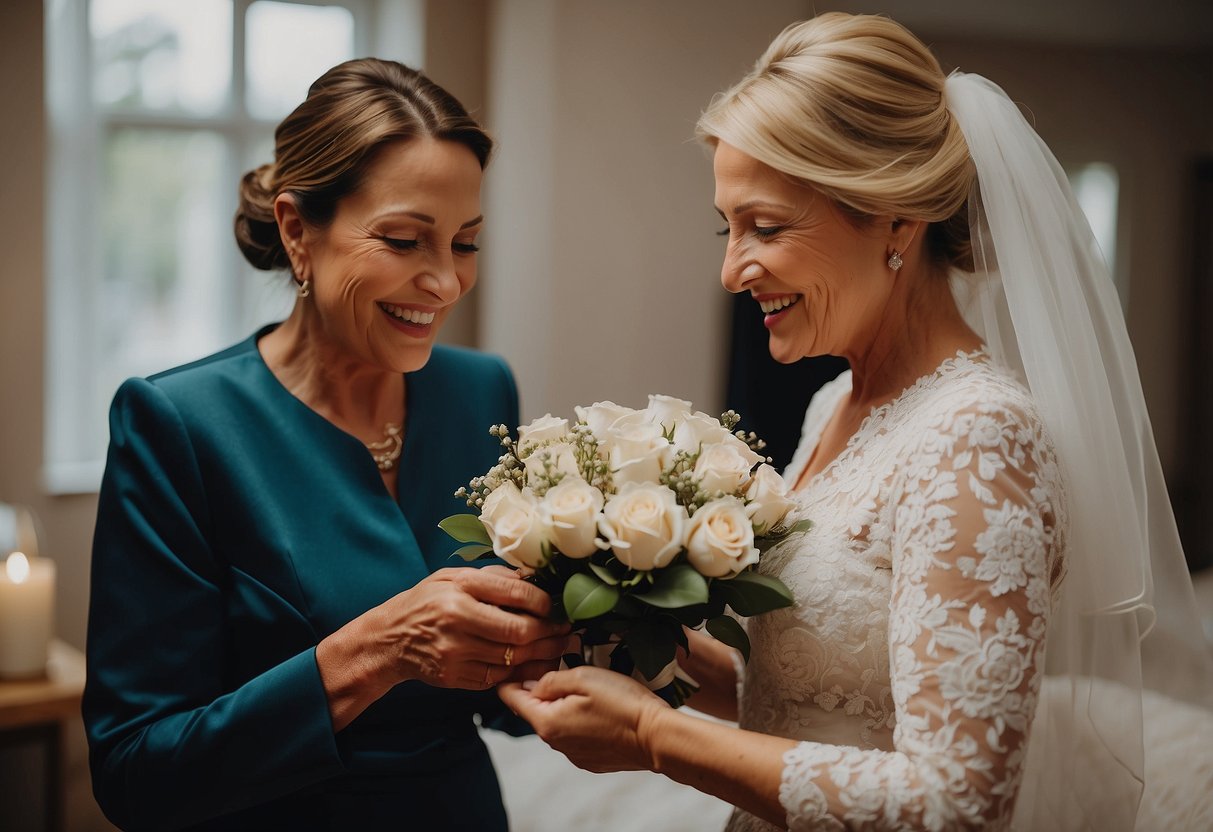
xmin=498 ymin=666 xmax=671 ymax=773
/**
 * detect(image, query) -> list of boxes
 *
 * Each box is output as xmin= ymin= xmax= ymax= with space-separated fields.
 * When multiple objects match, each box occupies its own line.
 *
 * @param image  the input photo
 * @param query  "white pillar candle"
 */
xmin=0 ymin=551 xmax=56 ymax=679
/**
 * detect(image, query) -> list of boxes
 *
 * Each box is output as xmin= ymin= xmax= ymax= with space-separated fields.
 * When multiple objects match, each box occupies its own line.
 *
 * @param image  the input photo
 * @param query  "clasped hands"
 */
xmin=373 ymin=564 xmax=574 ymax=689
xmin=395 ymin=566 xmax=672 ymax=774
xmin=321 ymin=563 xmax=672 ymax=769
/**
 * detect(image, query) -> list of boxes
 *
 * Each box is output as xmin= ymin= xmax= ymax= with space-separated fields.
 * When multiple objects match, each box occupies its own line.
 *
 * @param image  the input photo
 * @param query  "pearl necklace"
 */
xmin=366 ymin=422 xmax=403 ymax=471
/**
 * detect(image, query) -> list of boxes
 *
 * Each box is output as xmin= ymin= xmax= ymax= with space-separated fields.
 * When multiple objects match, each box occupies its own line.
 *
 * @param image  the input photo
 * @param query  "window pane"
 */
xmin=246 ymin=1 xmax=355 ymax=121
xmin=100 ymin=129 xmax=231 ymax=395
xmin=1066 ymin=162 xmax=1122 ymax=303
xmin=91 ymin=0 xmax=233 ymax=113
xmin=1068 ymin=163 xmax=1119 ymax=272
xmin=240 ymin=134 xmax=296 ymax=330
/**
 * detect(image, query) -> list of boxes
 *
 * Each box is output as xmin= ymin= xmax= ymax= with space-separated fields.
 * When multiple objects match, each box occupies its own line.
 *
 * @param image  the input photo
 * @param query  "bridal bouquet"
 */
xmin=440 ymin=395 xmax=808 ymax=705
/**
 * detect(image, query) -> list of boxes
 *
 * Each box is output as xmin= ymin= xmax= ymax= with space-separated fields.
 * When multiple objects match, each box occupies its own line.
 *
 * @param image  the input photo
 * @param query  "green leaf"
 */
xmin=452 ymin=543 xmax=494 ymax=561
xmin=588 ymin=561 xmax=621 ymax=585
xmin=563 ymin=573 xmax=620 ymax=622
xmin=705 ymin=615 xmax=751 ymax=662
xmin=438 ymin=514 xmax=491 ymax=545
xmin=756 ymin=518 xmax=813 ymax=549
xmin=625 ymin=624 xmax=678 ymax=681
xmin=787 ymin=518 xmax=814 ymax=535
xmin=634 ymin=565 xmax=709 ymax=609
xmin=713 ymin=571 xmax=795 ymax=616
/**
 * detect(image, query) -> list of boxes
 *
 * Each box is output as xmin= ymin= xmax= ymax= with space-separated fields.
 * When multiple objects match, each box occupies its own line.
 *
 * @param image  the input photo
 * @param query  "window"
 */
xmin=44 ymin=0 xmax=422 ymax=493
xmin=1066 ymin=162 xmax=1125 ymax=305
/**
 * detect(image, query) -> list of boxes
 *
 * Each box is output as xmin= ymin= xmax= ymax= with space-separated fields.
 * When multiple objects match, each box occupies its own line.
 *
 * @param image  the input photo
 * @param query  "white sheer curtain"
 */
xmin=946 ymin=71 xmax=1213 ymax=830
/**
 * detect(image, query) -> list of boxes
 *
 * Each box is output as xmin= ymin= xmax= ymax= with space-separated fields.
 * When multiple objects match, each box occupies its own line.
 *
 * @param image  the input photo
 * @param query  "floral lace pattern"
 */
xmin=726 ymin=352 xmax=1065 ymax=832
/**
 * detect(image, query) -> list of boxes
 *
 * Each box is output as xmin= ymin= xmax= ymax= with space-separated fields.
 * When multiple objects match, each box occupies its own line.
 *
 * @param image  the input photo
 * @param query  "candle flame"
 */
xmin=6 ymin=552 xmax=30 ymax=584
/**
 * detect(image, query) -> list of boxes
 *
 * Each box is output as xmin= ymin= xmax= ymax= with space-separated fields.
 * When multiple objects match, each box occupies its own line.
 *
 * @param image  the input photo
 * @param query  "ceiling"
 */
xmin=816 ymin=0 xmax=1213 ymax=49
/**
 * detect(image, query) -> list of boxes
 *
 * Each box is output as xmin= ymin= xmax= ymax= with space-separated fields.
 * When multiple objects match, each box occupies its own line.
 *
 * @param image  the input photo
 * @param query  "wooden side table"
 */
xmin=0 ymin=640 xmax=86 ymax=832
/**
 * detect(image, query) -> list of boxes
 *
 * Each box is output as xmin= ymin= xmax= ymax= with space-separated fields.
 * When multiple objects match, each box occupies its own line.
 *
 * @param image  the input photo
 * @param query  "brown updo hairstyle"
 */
xmin=235 ymin=58 xmax=493 ymax=274
xmin=697 ymin=13 xmax=975 ymax=272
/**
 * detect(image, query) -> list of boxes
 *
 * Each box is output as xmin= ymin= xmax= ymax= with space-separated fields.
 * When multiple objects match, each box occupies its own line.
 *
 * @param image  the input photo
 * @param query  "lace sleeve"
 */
xmin=779 ymin=399 xmax=1062 ymax=831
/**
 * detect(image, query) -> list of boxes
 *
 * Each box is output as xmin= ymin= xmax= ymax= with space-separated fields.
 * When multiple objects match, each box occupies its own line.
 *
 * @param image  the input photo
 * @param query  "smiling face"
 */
xmin=288 ymin=136 xmax=484 ymax=374
xmin=713 ymin=141 xmax=895 ymax=364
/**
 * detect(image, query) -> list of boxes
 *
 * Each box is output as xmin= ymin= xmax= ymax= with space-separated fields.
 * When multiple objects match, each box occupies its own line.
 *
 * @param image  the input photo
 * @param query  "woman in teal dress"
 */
xmin=83 ymin=59 xmax=568 ymax=831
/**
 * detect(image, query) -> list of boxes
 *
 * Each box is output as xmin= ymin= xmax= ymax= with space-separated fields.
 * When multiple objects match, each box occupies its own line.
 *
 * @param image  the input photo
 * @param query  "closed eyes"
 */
xmin=382 ymin=237 xmax=479 ymax=254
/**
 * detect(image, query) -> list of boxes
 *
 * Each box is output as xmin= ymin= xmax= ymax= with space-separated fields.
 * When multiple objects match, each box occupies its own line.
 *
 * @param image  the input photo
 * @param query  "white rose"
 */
xmin=540 ymin=478 xmax=604 ymax=558
xmin=517 ymin=414 xmax=569 ymax=451
xmin=605 ymin=420 xmax=673 ymax=487
xmin=685 ymin=497 xmax=759 ymax=578
xmin=722 ymin=432 xmax=766 ymax=467
xmin=744 ymin=463 xmax=796 ymax=533
xmin=693 ymin=442 xmax=755 ymax=495
xmin=643 ymin=394 xmax=694 ymax=434
xmin=523 ymin=441 xmax=581 ymax=482
xmin=574 ymin=401 xmax=638 ymax=439
xmin=597 ymin=482 xmax=686 ymax=571
xmin=672 ymin=412 xmax=732 ymax=455
xmin=480 ymin=482 xmax=548 ymax=569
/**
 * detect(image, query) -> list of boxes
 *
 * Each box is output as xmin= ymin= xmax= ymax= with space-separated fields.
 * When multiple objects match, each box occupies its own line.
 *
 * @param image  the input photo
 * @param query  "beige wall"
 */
xmin=480 ymin=0 xmax=809 ymax=421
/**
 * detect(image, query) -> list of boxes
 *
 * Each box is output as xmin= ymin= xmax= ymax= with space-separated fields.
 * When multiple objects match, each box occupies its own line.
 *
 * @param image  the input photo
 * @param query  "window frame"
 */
xmin=42 ymin=0 xmax=417 ymax=495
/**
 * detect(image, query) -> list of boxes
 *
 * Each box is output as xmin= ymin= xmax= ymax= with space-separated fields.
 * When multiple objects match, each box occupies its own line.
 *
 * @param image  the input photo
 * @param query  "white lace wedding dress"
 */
xmin=727 ymin=349 xmax=1067 ymax=831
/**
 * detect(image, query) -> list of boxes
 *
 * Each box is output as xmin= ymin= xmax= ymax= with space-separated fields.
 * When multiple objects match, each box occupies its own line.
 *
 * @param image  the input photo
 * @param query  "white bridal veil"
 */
xmin=944 ymin=71 xmax=1213 ymax=829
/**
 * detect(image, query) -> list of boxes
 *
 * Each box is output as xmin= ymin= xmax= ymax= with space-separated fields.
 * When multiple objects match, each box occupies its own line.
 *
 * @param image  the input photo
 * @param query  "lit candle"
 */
xmin=0 ymin=551 xmax=56 ymax=679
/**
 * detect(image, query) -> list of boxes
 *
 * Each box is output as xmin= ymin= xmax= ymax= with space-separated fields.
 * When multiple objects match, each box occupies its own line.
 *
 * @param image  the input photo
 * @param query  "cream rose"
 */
xmin=597 ymin=482 xmax=686 ymax=571
xmin=605 ymin=421 xmax=672 ymax=487
xmin=744 ymin=463 xmax=796 ymax=533
xmin=540 ymin=478 xmax=604 ymax=558
xmin=672 ymin=412 xmax=732 ymax=455
xmin=685 ymin=496 xmax=759 ymax=578
xmin=693 ymin=442 xmax=755 ymax=495
xmin=643 ymin=394 xmax=694 ymax=434
xmin=517 ymin=414 xmax=570 ymax=451
xmin=523 ymin=441 xmax=581 ymax=482
xmin=574 ymin=401 xmax=637 ymax=439
xmin=479 ymin=482 xmax=548 ymax=569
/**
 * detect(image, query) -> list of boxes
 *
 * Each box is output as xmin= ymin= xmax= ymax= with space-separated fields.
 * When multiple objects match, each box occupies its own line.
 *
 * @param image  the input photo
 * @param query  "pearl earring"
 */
xmin=887 ymin=251 xmax=903 ymax=271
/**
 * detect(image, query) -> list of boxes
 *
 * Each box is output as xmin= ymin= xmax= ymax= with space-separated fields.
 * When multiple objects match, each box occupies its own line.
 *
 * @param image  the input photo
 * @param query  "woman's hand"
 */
xmin=498 ymin=666 xmax=671 ymax=773
xmin=317 ymin=565 xmax=571 ymax=730
xmin=676 ymin=626 xmax=741 ymax=721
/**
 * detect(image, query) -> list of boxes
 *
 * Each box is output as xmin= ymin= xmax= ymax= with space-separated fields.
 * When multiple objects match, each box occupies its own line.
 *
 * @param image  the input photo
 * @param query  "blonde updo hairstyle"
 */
xmin=235 ymin=58 xmax=493 ymax=274
xmin=697 ymin=13 xmax=975 ymax=272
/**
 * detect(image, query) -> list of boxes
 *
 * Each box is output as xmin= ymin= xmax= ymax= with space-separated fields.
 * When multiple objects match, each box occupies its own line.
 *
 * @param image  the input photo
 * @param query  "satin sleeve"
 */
xmin=83 ymin=378 xmax=346 ymax=831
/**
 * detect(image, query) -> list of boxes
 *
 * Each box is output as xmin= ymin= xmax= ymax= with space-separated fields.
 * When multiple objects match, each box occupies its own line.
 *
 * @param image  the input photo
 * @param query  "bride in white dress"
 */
xmin=500 ymin=13 xmax=1213 ymax=830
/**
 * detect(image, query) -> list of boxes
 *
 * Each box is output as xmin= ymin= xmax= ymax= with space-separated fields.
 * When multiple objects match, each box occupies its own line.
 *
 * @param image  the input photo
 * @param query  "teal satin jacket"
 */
xmin=83 ymin=329 xmax=521 ymax=831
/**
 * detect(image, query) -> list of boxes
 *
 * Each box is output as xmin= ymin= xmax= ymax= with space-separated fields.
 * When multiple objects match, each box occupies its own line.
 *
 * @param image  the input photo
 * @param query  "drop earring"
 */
xmin=887 ymin=251 xmax=903 ymax=271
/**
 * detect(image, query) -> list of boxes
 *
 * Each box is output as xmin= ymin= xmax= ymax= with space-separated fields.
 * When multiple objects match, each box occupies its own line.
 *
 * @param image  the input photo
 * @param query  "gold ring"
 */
xmin=503 ymin=645 xmax=515 ymax=667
